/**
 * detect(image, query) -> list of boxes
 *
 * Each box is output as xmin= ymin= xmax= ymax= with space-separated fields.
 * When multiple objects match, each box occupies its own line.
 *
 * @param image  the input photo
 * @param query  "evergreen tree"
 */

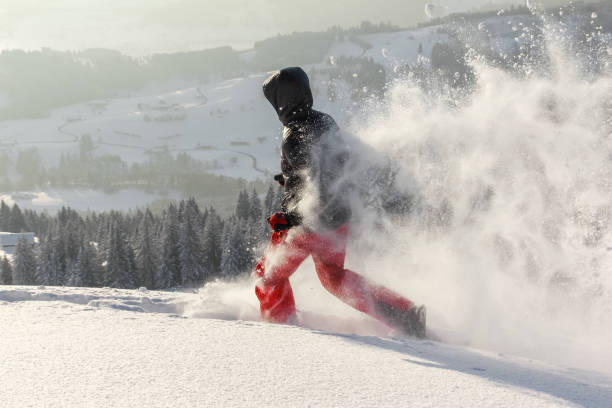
xmin=263 ymin=185 xmax=276 ymax=217
xmin=35 ymin=233 xmax=57 ymax=285
xmin=220 ymin=219 xmax=249 ymax=279
xmin=49 ymin=221 xmax=68 ymax=285
xmin=67 ymin=242 xmax=98 ymax=287
xmin=177 ymin=199 xmax=186 ymax=225
xmin=0 ymin=256 xmax=12 ymax=285
xmin=262 ymin=184 xmax=277 ymax=240
xmin=235 ymin=189 xmax=250 ymax=220
xmin=156 ymin=263 xmax=173 ymax=289
xmin=9 ymin=204 xmax=27 ymax=232
xmin=66 ymin=259 xmax=83 ymax=287
xmin=135 ymin=209 xmax=158 ymax=289
xmin=202 ymin=208 xmax=223 ymax=277
xmin=201 ymin=207 xmax=209 ymax=232
xmin=157 ymin=204 xmax=181 ymax=288
xmin=179 ymin=202 xmax=206 ymax=287
xmin=12 ymin=236 xmax=37 ymax=285
xmin=81 ymin=242 xmax=99 ymax=287
xmin=104 ymin=217 xmax=137 ymax=288
xmin=248 ymin=189 xmax=262 ymax=223
xmin=125 ymin=244 xmax=138 ymax=288
xmin=0 ymin=200 xmax=11 ymax=230
xmin=219 ymin=222 xmax=236 ymax=278
xmin=58 ymin=207 xmax=84 ymax=269
xmin=95 ymin=214 xmax=111 ymax=284
xmin=248 ymin=188 xmax=266 ymax=244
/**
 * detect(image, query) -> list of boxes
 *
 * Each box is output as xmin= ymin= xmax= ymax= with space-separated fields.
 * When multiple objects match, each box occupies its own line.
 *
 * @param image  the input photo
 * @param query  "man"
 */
xmin=254 ymin=67 xmax=426 ymax=337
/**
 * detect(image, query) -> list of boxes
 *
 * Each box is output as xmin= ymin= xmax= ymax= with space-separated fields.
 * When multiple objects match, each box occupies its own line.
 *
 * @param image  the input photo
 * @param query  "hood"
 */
xmin=263 ymin=67 xmax=313 ymax=125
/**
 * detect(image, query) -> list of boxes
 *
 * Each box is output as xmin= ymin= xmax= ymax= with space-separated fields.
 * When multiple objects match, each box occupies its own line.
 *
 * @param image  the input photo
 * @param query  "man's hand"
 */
xmin=268 ymin=212 xmax=290 ymax=232
xmin=274 ymin=173 xmax=285 ymax=186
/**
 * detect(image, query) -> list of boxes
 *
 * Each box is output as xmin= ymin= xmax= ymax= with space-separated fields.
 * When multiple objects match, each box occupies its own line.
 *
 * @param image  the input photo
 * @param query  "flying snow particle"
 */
xmin=478 ymin=22 xmax=487 ymax=31
xmin=329 ymin=56 xmax=335 ymax=65
xmin=425 ymin=3 xmax=448 ymax=19
xmin=425 ymin=3 xmax=436 ymax=18
xmin=382 ymin=48 xmax=389 ymax=58
xmin=591 ymin=12 xmax=598 ymax=19
xmin=525 ymin=0 xmax=544 ymax=12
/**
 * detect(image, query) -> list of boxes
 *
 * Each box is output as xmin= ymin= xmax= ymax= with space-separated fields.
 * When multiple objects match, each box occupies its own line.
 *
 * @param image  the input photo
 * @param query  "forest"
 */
xmin=0 ymin=138 xmax=267 ymax=198
xmin=0 ymin=186 xmax=283 ymax=289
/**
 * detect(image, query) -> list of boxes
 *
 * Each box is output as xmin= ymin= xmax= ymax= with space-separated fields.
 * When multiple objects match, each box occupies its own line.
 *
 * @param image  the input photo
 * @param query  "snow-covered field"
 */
xmin=1 ymin=284 xmax=611 ymax=408
xmin=0 ymin=189 xmax=181 ymax=213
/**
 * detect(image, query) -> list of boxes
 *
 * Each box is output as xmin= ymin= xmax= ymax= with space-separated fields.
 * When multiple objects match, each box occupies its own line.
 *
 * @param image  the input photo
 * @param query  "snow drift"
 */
xmin=339 ymin=12 xmax=612 ymax=373
xmin=1 ymin=285 xmax=611 ymax=407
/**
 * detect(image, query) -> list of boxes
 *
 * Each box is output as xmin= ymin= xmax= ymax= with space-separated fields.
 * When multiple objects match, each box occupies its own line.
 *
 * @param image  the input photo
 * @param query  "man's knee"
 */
xmin=316 ymin=264 xmax=346 ymax=293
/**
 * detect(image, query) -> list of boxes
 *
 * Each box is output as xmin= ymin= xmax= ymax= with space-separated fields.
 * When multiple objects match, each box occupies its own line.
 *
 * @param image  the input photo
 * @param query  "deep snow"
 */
xmin=1 ymin=284 xmax=611 ymax=408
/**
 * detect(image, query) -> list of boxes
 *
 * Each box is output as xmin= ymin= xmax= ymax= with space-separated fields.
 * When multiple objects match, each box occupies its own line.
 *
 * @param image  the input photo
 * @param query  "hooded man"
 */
xmin=254 ymin=67 xmax=426 ymax=338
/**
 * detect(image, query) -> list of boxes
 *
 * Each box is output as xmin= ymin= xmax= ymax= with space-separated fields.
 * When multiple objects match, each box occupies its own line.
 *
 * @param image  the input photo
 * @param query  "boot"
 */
xmin=375 ymin=301 xmax=427 ymax=339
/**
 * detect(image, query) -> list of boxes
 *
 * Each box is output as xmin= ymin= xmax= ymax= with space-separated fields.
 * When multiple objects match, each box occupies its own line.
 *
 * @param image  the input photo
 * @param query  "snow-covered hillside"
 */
xmin=0 ymin=7 xmax=609 ymax=216
xmin=0 ymin=24 xmax=451 ymax=191
xmin=1 ymin=284 xmax=611 ymax=408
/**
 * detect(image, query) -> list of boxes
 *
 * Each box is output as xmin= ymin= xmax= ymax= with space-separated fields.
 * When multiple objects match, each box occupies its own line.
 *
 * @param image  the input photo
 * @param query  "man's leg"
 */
xmin=312 ymin=225 xmax=423 ymax=335
xmin=254 ymin=229 xmax=312 ymax=323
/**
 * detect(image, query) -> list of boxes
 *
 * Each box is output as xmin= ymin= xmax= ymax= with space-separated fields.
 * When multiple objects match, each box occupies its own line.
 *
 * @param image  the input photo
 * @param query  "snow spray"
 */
xmin=340 ymin=8 xmax=612 ymax=372
xmin=195 ymin=4 xmax=611 ymax=373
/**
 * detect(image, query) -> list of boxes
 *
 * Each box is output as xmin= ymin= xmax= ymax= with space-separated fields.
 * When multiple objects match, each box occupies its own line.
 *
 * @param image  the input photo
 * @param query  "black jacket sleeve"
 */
xmin=278 ymin=111 xmax=351 ymax=229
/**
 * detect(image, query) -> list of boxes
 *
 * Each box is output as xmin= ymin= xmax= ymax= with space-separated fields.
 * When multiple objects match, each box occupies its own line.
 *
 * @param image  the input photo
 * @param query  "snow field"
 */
xmin=1 ymin=284 xmax=611 ymax=408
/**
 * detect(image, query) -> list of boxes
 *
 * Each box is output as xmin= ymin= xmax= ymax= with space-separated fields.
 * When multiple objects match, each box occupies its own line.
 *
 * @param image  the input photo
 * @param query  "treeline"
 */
xmin=0 ymin=186 xmax=283 ymax=289
xmin=1 ymin=140 xmax=265 ymax=197
xmin=0 ymin=21 xmax=402 ymax=120
xmin=252 ymin=21 xmax=400 ymax=71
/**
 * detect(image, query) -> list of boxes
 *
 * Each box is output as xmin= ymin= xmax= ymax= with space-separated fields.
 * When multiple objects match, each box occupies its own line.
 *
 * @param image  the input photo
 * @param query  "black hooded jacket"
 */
xmin=263 ymin=67 xmax=351 ymax=230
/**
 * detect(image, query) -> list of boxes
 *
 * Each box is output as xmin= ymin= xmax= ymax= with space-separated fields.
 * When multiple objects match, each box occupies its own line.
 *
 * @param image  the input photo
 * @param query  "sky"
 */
xmin=0 ymin=0 xmax=575 ymax=56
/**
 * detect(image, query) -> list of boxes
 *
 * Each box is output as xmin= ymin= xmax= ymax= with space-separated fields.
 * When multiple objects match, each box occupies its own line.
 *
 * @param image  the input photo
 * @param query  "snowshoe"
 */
xmin=375 ymin=301 xmax=427 ymax=339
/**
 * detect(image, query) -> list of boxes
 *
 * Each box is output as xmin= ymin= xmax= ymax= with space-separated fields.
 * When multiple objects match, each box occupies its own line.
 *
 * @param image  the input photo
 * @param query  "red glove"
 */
xmin=268 ymin=212 xmax=290 ymax=232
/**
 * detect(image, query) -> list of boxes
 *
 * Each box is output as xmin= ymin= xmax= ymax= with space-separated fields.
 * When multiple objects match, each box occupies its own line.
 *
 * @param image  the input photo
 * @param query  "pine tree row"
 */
xmin=0 ymin=185 xmax=284 ymax=289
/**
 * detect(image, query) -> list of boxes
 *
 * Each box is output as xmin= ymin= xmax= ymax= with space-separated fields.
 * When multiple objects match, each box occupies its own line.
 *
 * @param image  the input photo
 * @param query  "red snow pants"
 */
xmin=254 ymin=224 xmax=414 ymax=324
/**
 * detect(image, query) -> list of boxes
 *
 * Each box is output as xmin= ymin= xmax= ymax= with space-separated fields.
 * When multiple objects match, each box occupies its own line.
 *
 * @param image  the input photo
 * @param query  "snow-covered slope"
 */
xmin=1 ymin=284 xmax=611 ymax=408
xmin=0 ymin=75 xmax=282 ymax=179
xmin=0 ymin=25 xmax=451 ymax=189
xmin=1 ymin=10 xmax=606 ymax=198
